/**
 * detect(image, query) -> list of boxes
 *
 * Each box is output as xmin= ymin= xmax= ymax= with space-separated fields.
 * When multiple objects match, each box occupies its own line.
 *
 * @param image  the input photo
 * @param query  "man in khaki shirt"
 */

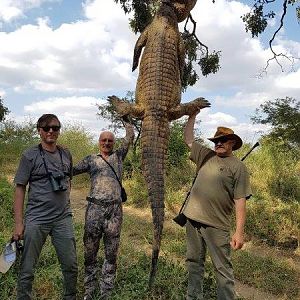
xmin=183 ymin=110 xmax=252 ymax=300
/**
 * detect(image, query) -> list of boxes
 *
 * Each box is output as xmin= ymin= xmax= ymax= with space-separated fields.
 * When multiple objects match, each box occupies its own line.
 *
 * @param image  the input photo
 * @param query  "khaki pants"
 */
xmin=186 ymin=220 xmax=235 ymax=300
xmin=16 ymin=216 xmax=78 ymax=300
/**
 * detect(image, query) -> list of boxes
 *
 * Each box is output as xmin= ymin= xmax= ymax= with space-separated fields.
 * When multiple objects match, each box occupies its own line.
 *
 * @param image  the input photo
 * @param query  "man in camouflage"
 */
xmin=73 ymin=120 xmax=134 ymax=300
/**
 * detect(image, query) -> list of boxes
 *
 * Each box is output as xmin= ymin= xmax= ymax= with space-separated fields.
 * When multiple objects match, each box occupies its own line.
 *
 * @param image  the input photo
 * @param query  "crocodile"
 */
xmin=109 ymin=0 xmax=210 ymax=286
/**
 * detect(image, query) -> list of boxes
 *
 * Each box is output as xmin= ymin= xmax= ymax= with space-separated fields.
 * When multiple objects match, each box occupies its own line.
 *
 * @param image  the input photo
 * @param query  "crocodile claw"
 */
xmin=194 ymin=97 xmax=211 ymax=109
xmin=107 ymin=95 xmax=130 ymax=117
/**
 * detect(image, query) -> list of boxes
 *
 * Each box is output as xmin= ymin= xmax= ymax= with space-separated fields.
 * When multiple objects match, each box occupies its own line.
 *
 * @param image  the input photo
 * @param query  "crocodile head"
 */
xmin=172 ymin=0 xmax=197 ymax=22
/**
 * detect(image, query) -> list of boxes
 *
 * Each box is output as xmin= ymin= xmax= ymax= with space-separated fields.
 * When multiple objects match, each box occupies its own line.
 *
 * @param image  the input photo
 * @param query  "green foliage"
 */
xmin=198 ymin=51 xmax=221 ymax=77
xmin=124 ymin=169 xmax=148 ymax=207
xmin=123 ymin=145 xmax=142 ymax=177
xmin=251 ymin=97 xmax=300 ymax=148
xmin=59 ymin=124 xmax=97 ymax=163
xmin=167 ymin=120 xmax=190 ymax=168
xmin=241 ymin=4 xmax=271 ymax=37
xmin=249 ymin=139 xmax=300 ymax=202
xmin=114 ymin=0 xmax=159 ymax=33
xmin=0 ymin=97 xmax=9 ymax=122
xmin=181 ymin=32 xmax=221 ymax=89
xmin=0 ymin=120 xmax=39 ymax=173
xmin=0 ymin=119 xmax=38 ymax=145
xmin=241 ymin=140 xmax=300 ymax=246
xmin=0 ymin=177 xmax=14 ymax=229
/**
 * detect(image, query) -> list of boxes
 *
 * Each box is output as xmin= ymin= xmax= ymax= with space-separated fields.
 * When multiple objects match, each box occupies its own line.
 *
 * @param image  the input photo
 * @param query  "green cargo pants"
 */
xmin=16 ymin=216 xmax=78 ymax=300
xmin=186 ymin=220 xmax=235 ymax=300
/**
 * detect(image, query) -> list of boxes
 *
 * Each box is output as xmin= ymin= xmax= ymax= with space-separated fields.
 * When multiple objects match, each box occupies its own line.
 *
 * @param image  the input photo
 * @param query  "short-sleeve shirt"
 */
xmin=183 ymin=141 xmax=252 ymax=230
xmin=14 ymin=145 xmax=73 ymax=225
xmin=73 ymin=144 xmax=129 ymax=203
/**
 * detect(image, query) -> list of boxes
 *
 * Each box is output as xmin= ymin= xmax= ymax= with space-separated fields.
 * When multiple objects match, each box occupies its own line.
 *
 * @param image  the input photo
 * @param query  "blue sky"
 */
xmin=0 ymin=0 xmax=299 ymax=143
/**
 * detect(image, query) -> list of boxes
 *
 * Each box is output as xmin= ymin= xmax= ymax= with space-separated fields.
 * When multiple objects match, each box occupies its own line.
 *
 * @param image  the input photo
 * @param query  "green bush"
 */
xmin=246 ymin=139 xmax=300 ymax=202
xmin=0 ymin=177 xmax=14 ymax=229
xmin=0 ymin=120 xmax=39 ymax=173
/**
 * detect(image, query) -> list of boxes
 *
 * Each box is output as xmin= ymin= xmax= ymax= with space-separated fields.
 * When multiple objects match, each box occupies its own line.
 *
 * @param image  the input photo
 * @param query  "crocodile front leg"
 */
xmin=167 ymin=98 xmax=211 ymax=121
xmin=108 ymin=95 xmax=144 ymax=119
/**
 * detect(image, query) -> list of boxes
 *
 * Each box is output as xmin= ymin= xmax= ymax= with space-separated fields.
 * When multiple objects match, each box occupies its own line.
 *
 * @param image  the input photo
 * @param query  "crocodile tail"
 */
xmin=141 ymin=112 xmax=169 ymax=287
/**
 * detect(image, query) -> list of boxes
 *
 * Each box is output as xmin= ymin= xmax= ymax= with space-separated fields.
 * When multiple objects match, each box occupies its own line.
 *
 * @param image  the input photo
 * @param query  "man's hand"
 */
xmin=230 ymin=231 xmax=244 ymax=250
xmin=13 ymin=223 xmax=24 ymax=241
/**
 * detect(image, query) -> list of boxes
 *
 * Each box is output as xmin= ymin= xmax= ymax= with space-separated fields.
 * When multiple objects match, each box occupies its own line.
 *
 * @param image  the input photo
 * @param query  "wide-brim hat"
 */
xmin=208 ymin=127 xmax=243 ymax=150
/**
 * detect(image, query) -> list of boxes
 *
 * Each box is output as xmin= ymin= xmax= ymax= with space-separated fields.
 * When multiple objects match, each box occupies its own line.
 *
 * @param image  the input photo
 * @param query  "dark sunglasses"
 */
xmin=213 ymin=137 xmax=232 ymax=145
xmin=40 ymin=125 xmax=61 ymax=132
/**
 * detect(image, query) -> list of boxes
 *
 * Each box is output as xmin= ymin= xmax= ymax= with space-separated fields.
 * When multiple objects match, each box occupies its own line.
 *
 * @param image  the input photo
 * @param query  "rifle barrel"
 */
xmin=241 ymin=142 xmax=259 ymax=161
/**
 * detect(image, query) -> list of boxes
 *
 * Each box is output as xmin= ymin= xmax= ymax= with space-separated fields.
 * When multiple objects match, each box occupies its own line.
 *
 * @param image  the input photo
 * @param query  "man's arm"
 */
xmin=73 ymin=156 xmax=90 ymax=176
xmin=184 ymin=110 xmax=200 ymax=149
xmin=230 ymin=197 xmax=246 ymax=250
xmin=119 ymin=119 xmax=135 ymax=160
xmin=13 ymin=184 xmax=26 ymax=240
xmin=124 ymin=120 xmax=134 ymax=145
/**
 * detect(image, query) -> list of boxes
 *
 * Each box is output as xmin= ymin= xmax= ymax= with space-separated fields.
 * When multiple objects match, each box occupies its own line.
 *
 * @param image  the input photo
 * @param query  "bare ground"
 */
xmin=70 ymin=188 xmax=300 ymax=300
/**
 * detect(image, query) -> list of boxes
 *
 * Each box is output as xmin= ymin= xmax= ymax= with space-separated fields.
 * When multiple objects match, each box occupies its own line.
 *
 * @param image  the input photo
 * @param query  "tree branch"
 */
xmin=262 ymin=0 xmax=299 ymax=73
xmin=184 ymin=14 xmax=209 ymax=57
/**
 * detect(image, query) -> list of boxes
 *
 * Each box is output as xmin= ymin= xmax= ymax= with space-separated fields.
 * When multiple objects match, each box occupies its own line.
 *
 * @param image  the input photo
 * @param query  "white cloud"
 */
xmin=0 ymin=0 xmax=59 ymax=23
xmin=24 ymin=96 xmax=101 ymax=112
xmin=0 ymin=1 xmax=136 ymax=93
xmin=21 ymin=96 xmax=108 ymax=138
xmin=0 ymin=89 xmax=6 ymax=97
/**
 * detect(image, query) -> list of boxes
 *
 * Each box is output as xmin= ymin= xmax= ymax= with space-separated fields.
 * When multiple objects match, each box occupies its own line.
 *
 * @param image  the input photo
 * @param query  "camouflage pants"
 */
xmin=83 ymin=200 xmax=122 ymax=298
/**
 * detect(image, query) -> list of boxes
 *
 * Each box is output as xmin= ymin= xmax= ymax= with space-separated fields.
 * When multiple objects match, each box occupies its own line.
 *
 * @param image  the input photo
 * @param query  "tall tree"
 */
xmin=115 ymin=0 xmax=300 ymax=87
xmin=251 ymin=97 xmax=300 ymax=148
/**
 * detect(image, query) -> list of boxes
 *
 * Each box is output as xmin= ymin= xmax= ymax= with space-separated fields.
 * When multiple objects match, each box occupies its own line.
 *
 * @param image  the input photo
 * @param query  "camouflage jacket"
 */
xmin=73 ymin=136 xmax=133 ymax=203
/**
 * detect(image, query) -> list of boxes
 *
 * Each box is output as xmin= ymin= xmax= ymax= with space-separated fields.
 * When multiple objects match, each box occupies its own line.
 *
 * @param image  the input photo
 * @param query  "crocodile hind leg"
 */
xmin=167 ymin=98 xmax=211 ymax=121
xmin=108 ymin=95 xmax=144 ymax=119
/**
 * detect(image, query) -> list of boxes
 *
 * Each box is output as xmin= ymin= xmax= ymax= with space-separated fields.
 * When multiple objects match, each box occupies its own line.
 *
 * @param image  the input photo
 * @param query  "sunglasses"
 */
xmin=213 ymin=137 xmax=232 ymax=144
xmin=40 ymin=125 xmax=61 ymax=132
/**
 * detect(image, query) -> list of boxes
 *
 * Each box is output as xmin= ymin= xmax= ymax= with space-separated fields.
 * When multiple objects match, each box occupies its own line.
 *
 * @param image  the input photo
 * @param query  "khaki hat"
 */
xmin=0 ymin=241 xmax=17 ymax=274
xmin=208 ymin=127 xmax=243 ymax=150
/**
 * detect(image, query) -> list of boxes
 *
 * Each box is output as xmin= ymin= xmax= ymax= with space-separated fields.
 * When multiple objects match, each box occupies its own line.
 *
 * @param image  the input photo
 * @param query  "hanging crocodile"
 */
xmin=109 ymin=0 xmax=210 ymax=286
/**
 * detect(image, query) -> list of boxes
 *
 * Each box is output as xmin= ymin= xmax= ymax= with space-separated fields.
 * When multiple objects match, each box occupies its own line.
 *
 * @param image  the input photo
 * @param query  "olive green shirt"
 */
xmin=183 ymin=141 xmax=252 ymax=230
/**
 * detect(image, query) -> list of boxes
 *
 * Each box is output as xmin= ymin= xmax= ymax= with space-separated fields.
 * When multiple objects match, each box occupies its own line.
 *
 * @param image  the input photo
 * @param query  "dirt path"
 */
xmin=70 ymin=188 xmax=299 ymax=300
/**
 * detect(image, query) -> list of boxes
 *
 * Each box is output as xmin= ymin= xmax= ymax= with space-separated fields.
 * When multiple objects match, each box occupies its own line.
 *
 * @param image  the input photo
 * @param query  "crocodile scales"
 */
xmin=109 ymin=0 xmax=210 ymax=286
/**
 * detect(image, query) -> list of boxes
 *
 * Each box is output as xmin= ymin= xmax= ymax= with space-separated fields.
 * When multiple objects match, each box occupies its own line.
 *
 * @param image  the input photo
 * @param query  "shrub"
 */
xmin=0 ymin=177 xmax=14 ymax=229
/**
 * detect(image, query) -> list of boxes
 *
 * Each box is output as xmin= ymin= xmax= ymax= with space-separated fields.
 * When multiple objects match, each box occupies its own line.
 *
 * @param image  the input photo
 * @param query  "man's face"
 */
xmin=213 ymin=137 xmax=236 ymax=157
xmin=99 ymin=132 xmax=115 ymax=155
xmin=38 ymin=119 xmax=61 ymax=145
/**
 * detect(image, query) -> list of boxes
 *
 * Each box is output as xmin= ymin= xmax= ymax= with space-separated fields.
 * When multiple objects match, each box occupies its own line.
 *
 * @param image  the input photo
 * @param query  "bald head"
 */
xmin=99 ymin=131 xmax=115 ymax=156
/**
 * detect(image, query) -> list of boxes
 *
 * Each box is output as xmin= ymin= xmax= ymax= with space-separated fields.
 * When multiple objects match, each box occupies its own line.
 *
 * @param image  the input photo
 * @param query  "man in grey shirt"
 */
xmin=13 ymin=114 xmax=78 ymax=300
